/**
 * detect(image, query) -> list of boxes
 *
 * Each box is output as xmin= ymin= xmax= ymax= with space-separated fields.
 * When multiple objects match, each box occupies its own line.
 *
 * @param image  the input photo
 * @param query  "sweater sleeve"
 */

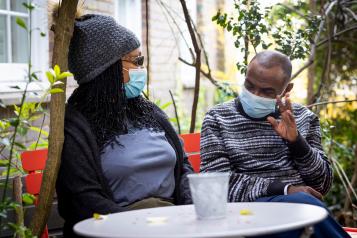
xmin=179 ymin=149 xmax=194 ymax=204
xmin=288 ymin=114 xmax=333 ymax=195
xmin=57 ymin=135 xmax=127 ymax=223
xmin=200 ymin=111 xmax=287 ymax=202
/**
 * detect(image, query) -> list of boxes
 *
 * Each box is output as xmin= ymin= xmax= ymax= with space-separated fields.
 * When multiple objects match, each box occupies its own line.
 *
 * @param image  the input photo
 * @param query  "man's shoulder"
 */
xmin=206 ymin=99 xmax=237 ymax=116
xmin=292 ymin=103 xmax=317 ymax=118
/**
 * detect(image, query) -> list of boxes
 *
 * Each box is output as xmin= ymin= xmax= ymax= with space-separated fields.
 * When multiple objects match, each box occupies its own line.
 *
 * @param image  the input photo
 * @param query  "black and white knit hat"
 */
xmin=68 ymin=14 xmax=141 ymax=85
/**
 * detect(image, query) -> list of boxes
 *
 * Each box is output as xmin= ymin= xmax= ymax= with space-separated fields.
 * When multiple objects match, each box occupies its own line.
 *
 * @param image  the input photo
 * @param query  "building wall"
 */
xmin=0 ymin=0 xmax=227 ymax=148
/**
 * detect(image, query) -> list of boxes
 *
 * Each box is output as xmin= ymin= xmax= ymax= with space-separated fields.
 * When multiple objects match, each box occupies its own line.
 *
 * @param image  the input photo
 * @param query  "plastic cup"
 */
xmin=187 ymin=172 xmax=230 ymax=220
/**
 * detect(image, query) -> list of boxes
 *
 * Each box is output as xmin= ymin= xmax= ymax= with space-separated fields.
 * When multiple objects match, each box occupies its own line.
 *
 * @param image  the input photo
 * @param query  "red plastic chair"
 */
xmin=180 ymin=133 xmax=201 ymax=173
xmin=21 ymin=149 xmax=49 ymax=238
xmin=344 ymin=227 xmax=357 ymax=237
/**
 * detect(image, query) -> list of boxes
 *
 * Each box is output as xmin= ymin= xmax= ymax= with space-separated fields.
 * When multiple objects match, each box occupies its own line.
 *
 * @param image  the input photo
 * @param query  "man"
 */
xmin=200 ymin=51 xmax=349 ymax=238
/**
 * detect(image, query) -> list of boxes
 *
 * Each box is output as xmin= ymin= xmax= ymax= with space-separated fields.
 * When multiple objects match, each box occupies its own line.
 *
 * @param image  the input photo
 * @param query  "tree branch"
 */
xmin=306 ymin=99 xmax=357 ymax=108
xmin=179 ymin=0 xmax=201 ymax=133
xmin=169 ymin=90 xmax=181 ymax=134
xmin=290 ymin=1 xmax=353 ymax=80
xmin=316 ymin=24 xmax=357 ymax=47
xmin=178 ymin=57 xmax=238 ymax=97
xmin=145 ymin=0 xmax=150 ymax=97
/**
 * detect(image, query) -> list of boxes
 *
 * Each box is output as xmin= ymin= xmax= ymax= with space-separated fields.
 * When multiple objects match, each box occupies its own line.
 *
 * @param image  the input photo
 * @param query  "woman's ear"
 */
xmin=281 ymin=83 xmax=294 ymax=97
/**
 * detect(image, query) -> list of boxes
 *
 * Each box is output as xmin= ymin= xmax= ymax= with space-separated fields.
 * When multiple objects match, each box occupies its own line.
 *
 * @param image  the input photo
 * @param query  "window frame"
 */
xmin=114 ymin=0 xmax=142 ymax=43
xmin=0 ymin=0 xmax=49 ymax=104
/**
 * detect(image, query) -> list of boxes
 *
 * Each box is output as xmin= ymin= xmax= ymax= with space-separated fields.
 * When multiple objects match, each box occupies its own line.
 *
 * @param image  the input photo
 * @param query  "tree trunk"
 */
xmin=30 ymin=1 xmax=79 ymax=236
xmin=307 ymin=0 xmax=317 ymax=104
xmin=343 ymin=143 xmax=357 ymax=227
xmin=13 ymin=176 xmax=24 ymax=238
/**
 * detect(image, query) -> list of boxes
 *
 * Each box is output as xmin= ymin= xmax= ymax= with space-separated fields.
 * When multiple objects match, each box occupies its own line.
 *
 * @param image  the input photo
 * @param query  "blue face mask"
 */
xmin=124 ymin=68 xmax=147 ymax=99
xmin=239 ymin=85 xmax=277 ymax=118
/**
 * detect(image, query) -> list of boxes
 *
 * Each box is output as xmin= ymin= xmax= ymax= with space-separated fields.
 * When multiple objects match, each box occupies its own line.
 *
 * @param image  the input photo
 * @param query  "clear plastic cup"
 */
xmin=188 ymin=172 xmax=230 ymax=220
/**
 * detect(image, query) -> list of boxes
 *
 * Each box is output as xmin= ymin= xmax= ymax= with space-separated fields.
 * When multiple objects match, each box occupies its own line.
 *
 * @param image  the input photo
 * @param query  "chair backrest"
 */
xmin=21 ymin=149 xmax=48 ymax=196
xmin=180 ymin=133 xmax=201 ymax=173
xmin=344 ymin=227 xmax=357 ymax=236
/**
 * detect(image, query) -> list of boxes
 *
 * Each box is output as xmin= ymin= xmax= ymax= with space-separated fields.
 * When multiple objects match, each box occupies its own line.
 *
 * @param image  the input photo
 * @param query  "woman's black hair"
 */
xmin=67 ymin=60 xmax=161 ymax=150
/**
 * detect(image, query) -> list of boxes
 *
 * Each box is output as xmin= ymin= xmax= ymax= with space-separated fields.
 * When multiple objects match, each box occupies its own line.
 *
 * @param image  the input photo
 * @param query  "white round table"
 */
xmin=74 ymin=202 xmax=328 ymax=238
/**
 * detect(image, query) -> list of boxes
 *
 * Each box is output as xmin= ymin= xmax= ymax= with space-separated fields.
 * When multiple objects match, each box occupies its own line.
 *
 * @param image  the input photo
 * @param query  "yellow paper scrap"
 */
xmin=146 ymin=217 xmax=168 ymax=224
xmin=93 ymin=213 xmax=107 ymax=220
xmin=240 ymin=209 xmax=253 ymax=215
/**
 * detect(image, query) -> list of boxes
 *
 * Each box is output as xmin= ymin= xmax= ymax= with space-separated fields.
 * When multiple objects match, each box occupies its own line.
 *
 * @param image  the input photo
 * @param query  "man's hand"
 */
xmin=267 ymin=93 xmax=298 ymax=142
xmin=287 ymin=185 xmax=323 ymax=200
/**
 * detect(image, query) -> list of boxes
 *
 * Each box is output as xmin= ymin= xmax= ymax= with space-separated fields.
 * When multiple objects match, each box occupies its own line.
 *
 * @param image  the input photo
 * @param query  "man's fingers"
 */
xmin=276 ymin=95 xmax=285 ymax=112
xmin=285 ymin=93 xmax=293 ymax=112
xmin=284 ymin=110 xmax=296 ymax=126
xmin=267 ymin=116 xmax=279 ymax=129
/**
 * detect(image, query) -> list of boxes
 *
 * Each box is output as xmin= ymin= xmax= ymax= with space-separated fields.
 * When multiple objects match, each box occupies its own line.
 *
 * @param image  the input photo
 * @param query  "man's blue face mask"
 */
xmin=123 ymin=68 xmax=147 ymax=99
xmin=239 ymin=85 xmax=278 ymax=118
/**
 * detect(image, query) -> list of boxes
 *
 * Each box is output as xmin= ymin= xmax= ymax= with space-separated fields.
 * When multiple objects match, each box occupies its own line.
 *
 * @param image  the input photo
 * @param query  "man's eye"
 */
xmin=266 ymin=92 xmax=276 ymax=98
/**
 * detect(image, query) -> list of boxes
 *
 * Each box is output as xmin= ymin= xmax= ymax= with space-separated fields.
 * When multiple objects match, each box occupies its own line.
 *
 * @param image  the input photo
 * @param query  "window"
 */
xmin=0 ymin=0 xmax=29 ymax=63
xmin=0 ymin=0 xmax=49 ymax=104
xmin=115 ymin=0 xmax=142 ymax=42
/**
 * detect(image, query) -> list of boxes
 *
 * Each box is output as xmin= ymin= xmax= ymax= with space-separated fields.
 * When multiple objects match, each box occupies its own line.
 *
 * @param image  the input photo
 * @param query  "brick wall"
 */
xmin=1 ymin=0 xmax=227 ymax=147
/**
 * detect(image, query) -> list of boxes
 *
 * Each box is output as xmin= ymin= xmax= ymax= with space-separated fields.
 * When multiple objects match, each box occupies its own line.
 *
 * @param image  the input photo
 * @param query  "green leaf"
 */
xmin=46 ymin=71 xmax=54 ymax=84
xmin=2 ymin=168 xmax=18 ymax=176
xmin=28 ymin=142 xmax=48 ymax=150
xmin=40 ymin=32 xmax=46 ymax=37
xmin=30 ymin=126 xmax=49 ymax=137
xmin=49 ymin=88 xmax=64 ymax=94
xmin=17 ymin=126 xmax=28 ymax=136
xmin=0 ymin=160 xmax=9 ymax=167
xmin=54 ymin=65 xmax=60 ymax=78
xmin=58 ymin=72 xmax=73 ymax=80
xmin=22 ymin=193 xmax=36 ymax=205
xmin=15 ymin=17 xmax=27 ymax=30
xmin=22 ymin=2 xmax=35 ymax=10
xmin=9 ymin=118 xmax=19 ymax=127
xmin=14 ymin=142 xmax=26 ymax=150
xmin=31 ymin=73 xmax=39 ymax=81
xmin=53 ymin=81 xmax=64 ymax=86
xmin=10 ymin=85 xmax=21 ymax=90
xmin=169 ymin=118 xmax=177 ymax=123
xmin=160 ymin=102 xmax=172 ymax=110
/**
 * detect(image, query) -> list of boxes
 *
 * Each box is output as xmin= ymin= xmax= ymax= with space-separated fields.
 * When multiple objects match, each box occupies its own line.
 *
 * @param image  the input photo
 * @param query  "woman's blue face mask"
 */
xmin=123 ymin=68 xmax=147 ymax=99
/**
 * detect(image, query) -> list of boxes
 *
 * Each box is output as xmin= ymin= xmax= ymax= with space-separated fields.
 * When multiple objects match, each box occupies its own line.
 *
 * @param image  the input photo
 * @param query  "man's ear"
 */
xmin=281 ymin=83 xmax=294 ymax=97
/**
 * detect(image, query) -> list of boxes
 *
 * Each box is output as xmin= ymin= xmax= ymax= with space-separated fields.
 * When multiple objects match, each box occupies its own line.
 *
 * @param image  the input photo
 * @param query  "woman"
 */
xmin=56 ymin=14 xmax=193 ymax=237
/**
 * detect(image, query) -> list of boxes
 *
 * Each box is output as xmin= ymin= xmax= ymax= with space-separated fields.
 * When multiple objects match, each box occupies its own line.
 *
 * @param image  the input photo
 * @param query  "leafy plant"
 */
xmin=212 ymin=0 xmax=320 ymax=74
xmin=0 ymin=2 xmax=72 ymax=237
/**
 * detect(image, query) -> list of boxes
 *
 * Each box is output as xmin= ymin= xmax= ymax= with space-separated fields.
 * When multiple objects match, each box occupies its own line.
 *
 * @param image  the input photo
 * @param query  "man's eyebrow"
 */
xmin=246 ymin=78 xmax=276 ymax=92
xmin=261 ymin=87 xmax=276 ymax=91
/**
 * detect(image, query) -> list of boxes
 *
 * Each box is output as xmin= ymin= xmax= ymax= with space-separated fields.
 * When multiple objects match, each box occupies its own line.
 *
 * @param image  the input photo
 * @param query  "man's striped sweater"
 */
xmin=200 ymin=98 xmax=333 ymax=202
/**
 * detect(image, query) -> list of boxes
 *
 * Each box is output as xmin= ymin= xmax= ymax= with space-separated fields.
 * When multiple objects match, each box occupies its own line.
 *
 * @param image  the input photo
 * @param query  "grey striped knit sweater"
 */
xmin=200 ymin=98 xmax=333 ymax=202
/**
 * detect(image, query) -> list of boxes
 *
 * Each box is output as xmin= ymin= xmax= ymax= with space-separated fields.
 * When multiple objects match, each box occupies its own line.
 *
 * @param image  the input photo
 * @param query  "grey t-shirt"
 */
xmin=101 ymin=127 xmax=177 ymax=206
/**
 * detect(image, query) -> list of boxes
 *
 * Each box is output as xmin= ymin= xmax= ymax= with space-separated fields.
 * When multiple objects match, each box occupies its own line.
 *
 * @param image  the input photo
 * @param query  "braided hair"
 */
xmin=67 ymin=60 xmax=162 ymax=150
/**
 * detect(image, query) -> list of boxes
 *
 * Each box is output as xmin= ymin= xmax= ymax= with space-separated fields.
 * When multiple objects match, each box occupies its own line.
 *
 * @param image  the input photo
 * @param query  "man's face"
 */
xmin=244 ymin=60 xmax=288 ymax=99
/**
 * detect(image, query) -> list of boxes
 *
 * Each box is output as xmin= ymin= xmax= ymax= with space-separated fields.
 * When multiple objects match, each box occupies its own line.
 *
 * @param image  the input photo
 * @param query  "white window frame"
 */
xmin=0 ymin=0 xmax=49 ymax=105
xmin=114 ymin=0 xmax=142 ymax=43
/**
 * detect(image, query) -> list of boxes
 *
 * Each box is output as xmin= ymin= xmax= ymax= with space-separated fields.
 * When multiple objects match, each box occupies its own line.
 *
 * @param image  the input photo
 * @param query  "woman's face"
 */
xmin=122 ymin=48 xmax=143 ymax=83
